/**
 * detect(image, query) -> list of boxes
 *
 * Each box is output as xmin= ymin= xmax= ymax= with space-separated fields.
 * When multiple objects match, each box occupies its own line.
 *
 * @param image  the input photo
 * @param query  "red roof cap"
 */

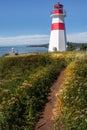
xmin=54 ymin=2 xmax=63 ymax=9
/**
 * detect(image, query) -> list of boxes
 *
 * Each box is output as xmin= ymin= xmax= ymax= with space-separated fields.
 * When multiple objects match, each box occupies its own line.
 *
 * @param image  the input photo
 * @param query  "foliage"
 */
xmin=67 ymin=42 xmax=87 ymax=51
xmin=55 ymin=54 xmax=87 ymax=130
xmin=2 ymin=53 xmax=10 ymax=57
xmin=1 ymin=52 xmax=86 ymax=130
xmin=80 ymin=44 xmax=87 ymax=51
xmin=0 ymin=53 xmax=66 ymax=130
xmin=67 ymin=42 xmax=76 ymax=51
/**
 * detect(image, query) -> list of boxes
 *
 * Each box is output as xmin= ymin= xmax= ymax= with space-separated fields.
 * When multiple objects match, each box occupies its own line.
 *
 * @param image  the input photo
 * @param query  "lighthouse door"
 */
xmin=53 ymin=47 xmax=57 ymax=52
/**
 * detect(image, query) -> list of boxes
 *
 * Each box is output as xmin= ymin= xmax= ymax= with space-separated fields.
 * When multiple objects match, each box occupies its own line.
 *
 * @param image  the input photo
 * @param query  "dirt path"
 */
xmin=35 ymin=69 xmax=65 ymax=130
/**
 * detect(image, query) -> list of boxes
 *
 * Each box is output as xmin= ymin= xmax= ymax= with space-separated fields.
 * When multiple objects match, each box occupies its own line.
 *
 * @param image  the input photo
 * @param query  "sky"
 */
xmin=0 ymin=0 xmax=87 ymax=46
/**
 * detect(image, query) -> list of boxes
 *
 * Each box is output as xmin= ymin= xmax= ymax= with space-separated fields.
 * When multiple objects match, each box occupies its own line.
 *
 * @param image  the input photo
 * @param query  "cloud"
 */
xmin=67 ymin=32 xmax=87 ymax=43
xmin=0 ymin=32 xmax=87 ymax=46
xmin=0 ymin=34 xmax=49 ymax=46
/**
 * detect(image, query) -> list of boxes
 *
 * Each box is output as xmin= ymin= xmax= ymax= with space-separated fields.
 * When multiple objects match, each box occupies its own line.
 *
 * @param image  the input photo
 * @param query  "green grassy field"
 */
xmin=55 ymin=52 xmax=87 ymax=130
xmin=0 ymin=52 xmax=86 ymax=130
xmin=0 ymin=53 xmax=66 ymax=130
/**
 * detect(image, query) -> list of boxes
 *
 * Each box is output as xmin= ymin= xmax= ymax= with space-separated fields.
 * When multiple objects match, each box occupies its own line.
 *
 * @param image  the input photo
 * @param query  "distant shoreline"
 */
xmin=27 ymin=43 xmax=49 ymax=48
xmin=0 ymin=45 xmax=48 ymax=56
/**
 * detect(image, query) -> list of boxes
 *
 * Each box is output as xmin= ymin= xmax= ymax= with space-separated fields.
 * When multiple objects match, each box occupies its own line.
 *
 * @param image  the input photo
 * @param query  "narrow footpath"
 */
xmin=35 ymin=69 xmax=65 ymax=130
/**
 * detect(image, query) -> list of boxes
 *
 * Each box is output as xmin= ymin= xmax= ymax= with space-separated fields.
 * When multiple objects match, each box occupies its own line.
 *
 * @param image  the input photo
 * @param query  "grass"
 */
xmin=55 ymin=53 xmax=87 ymax=130
xmin=0 ymin=51 xmax=86 ymax=130
xmin=0 ymin=53 xmax=66 ymax=130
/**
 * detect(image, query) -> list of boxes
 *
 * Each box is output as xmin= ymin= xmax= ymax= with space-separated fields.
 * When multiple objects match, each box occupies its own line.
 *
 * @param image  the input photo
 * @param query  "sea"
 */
xmin=0 ymin=45 xmax=48 ymax=56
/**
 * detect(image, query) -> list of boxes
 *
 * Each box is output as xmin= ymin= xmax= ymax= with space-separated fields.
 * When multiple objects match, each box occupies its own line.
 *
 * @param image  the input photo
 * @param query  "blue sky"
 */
xmin=0 ymin=0 xmax=87 ymax=46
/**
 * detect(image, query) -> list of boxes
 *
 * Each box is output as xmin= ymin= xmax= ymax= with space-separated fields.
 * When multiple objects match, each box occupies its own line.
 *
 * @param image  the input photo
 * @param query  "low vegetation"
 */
xmin=67 ymin=42 xmax=87 ymax=51
xmin=0 ymin=53 xmax=66 ymax=130
xmin=55 ymin=53 xmax=87 ymax=130
xmin=0 ymin=52 xmax=86 ymax=130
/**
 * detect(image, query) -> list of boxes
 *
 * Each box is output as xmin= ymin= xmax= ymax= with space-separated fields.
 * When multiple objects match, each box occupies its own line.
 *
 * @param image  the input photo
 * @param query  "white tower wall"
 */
xmin=49 ymin=30 xmax=66 ymax=51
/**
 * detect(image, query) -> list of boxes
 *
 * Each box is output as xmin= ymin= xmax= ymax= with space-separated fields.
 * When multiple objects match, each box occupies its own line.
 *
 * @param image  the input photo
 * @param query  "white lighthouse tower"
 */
xmin=48 ymin=2 xmax=66 ymax=52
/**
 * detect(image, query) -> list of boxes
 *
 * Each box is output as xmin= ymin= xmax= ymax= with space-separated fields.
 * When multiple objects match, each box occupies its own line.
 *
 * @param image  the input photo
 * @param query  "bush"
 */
xmin=55 ymin=56 xmax=87 ymax=130
xmin=2 ymin=53 xmax=10 ymax=57
xmin=0 ymin=53 xmax=66 ymax=130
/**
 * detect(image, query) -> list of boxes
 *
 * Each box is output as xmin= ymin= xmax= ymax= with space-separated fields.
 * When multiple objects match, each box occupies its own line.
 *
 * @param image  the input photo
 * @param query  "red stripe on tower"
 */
xmin=51 ymin=23 xmax=65 ymax=30
xmin=53 ymin=9 xmax=63 ymax=14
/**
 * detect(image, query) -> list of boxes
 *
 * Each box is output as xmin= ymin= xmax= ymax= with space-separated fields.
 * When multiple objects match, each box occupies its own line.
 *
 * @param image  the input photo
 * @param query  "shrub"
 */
xmin=0 ymin=53 xmax=66 ymax=130
xmin=55 ymin=55 xmax=87 ymax=130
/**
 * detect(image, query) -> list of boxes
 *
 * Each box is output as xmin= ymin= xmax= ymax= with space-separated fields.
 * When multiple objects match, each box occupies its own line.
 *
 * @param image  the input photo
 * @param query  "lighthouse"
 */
xmin=48 ymin=2 xmax=66 ymax=52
